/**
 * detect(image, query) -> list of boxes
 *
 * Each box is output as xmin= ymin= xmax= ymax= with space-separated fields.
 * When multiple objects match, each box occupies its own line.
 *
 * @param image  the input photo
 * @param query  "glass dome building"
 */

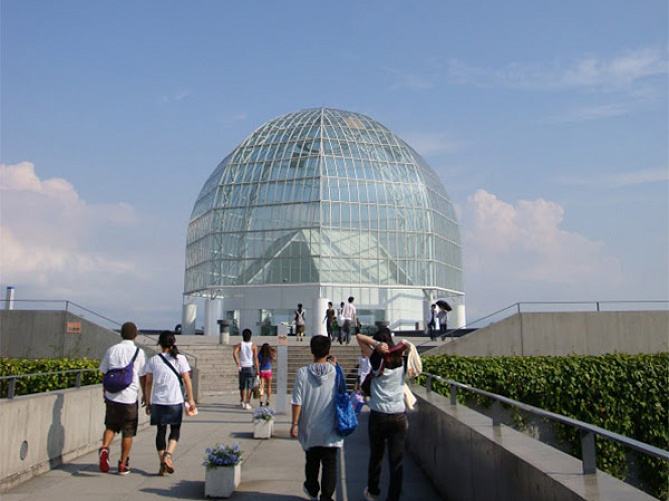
xmin=184 ymin=108 xmax=464 ymax=335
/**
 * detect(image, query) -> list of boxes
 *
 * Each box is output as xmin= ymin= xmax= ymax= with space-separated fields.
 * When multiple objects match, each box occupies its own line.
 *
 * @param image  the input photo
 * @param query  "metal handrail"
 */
xmin=0 ymin=299 xmax=199 ymax=375
xmin=422 ymin=373 xmax=669 ymax=474
xmin=0 ymin=368 xmax=100 ymax=399
xmin=443 ymin=299 xmax=669 ymax=340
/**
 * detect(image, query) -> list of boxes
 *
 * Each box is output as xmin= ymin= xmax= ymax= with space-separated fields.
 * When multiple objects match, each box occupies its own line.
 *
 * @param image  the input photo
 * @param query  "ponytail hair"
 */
xmin=158 ymin=330 xmax=180 ymax=358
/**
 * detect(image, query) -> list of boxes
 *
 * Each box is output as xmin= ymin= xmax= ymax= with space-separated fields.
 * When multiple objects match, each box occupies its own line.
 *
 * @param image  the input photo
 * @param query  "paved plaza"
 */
xmin=3 ymin=393 xmax=442 ymax=501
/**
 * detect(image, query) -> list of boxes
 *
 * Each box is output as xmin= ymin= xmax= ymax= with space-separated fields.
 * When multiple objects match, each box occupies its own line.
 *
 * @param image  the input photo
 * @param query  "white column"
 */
xmin=275 ymin=344 xmax=288 ymax=415
xmin=311 ymin=297 xmax=329 ymax=336
xmin=4 ymin=286 xmax=15 ymax=310
xmin=182 ymin=302 xmax=196 ymax=335
xmin=204 ymin=298 xmax=222 ymax=337
xmin=451 ymin=304 xmax=466 ymax=329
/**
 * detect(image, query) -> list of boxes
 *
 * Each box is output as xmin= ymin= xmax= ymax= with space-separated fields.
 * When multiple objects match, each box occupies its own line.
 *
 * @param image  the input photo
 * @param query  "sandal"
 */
xmin=158 ymin=462 xmax=167 ymax=476
xmin=163 ymin=453 xmax=175 ymax=474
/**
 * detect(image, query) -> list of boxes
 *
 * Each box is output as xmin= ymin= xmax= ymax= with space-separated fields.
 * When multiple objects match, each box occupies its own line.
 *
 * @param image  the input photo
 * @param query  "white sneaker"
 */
xmin=240 ymin=402 xmax=245 ymax=408
xmin=244 ymin=403 xmax=252 ymax=410
xmin=363 ymin=487 xmax=379 ymax=500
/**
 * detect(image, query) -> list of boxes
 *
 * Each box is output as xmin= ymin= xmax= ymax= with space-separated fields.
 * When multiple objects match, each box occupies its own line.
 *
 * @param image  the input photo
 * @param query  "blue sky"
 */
xmin=1 ymin=1 xmax=667 ymax=328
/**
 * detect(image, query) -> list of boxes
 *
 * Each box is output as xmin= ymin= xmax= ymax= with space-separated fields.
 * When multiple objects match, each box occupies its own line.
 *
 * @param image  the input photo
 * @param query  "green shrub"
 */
xmin=0 ymin=357 xmax=102 ymax=397
xmin=419 ymin=353 xmax=668 ymax=500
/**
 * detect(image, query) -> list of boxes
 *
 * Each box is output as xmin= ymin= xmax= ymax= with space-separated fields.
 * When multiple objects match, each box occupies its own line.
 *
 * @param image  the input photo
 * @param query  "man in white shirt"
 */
xmin=341 ymin=296 xmax=357 ymax=345
xmin=232 ymin=328 xmax=259 ymax=409
xmin=98 ymin=322 xmax=147 ymax=475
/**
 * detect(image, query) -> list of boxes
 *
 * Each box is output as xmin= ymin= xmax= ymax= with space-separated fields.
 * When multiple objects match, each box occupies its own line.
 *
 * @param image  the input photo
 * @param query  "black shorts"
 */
xmin=105 ymin=400 xmax=139 ymax=438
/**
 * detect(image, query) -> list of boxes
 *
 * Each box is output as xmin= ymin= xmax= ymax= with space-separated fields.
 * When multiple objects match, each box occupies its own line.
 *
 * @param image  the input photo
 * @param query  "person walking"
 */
xmin=438 ymin=304 xmax=449 ymax=340
xmin=258 ymin=342 xmax=277 ymax=407
xmin=98 ymin=322 xmax=147 ymax=475
xmin=144 ymin=331 xmax=196 ymax=476
xmin=290 ymin=336 xmax=343 ymax=501
xmin=341 ymin=296 xmax=357 ymax=345
xmin=232 ymin=328 xmax=259 ymax=409
xmin=336 ymin=301 xmax=346 ymax=344
xmin=323 ymin=301 xmax=336 ymax=341
xmin=427 ymin=304 xmax=437 ymax=341
xmin=294 ymin=303 xmax=307 ymax=342
xmin=357 ymin=329 xmax=410 ymax=501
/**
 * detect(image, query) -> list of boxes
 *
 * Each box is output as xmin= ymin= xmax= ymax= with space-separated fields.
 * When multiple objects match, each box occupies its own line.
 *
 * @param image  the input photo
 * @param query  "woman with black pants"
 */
xmin=145 ymin=331 xmax=196 ymax=475
xmin=357 ymin=329 xmax=408 ymax=501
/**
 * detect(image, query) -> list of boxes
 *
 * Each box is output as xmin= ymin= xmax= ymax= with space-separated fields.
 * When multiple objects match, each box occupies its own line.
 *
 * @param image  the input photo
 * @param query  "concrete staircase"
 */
xmin=182 ymin=343 xmax=363 ymax=403
xmin=286 ymin=344 xmax=362 ymax=394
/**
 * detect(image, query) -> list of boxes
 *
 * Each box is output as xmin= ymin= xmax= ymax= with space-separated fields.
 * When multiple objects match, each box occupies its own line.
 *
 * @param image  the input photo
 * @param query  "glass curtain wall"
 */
xmin=185 ymin=108 xmax=462 ymax=298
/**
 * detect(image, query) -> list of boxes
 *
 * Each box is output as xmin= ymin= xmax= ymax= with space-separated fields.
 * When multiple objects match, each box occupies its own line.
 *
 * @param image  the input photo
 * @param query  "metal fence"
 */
xmin=444 ymin=299 xmax=669 ymax=340
xmin=423 ymin=373 xmax=669 ymax=475
xmin=0 ymin=368 xmax=100 ymax=399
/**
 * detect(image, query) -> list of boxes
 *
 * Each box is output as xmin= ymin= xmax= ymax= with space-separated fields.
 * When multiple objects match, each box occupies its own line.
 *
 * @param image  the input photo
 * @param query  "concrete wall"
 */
xmin=0 ymin=310 xmax=121 ymax=359
xmin=406 ymin=384 xmax=656 ymax=501
xmin=433 ymin=311 xmax=669 ymax=356
xmin=0 ymin=384 xmax=149 ymax=492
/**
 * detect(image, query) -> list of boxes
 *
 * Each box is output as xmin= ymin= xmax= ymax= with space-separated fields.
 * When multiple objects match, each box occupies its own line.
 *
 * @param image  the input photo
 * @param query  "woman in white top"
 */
xmin=145 ymin=331 xmax=195 ymax=476
xmin=357 ymin=329 xmax=408 ymax=501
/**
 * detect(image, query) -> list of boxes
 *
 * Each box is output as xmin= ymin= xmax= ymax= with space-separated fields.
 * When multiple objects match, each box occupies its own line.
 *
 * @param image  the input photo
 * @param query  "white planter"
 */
xmin=204 ymin=463 xmax=241 ymax=498
xmin=253 ymin=419 xmax=273 ymax=439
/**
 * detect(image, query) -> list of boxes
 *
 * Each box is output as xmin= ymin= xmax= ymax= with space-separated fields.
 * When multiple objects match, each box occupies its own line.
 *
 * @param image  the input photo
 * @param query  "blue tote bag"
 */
xmin=334 ymin=364 xmax=358 ymax=437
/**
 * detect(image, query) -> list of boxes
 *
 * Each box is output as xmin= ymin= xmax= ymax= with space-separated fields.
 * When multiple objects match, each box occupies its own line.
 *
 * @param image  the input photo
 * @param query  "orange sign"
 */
xmin=66 ymin=322 xmax=81 ymax=334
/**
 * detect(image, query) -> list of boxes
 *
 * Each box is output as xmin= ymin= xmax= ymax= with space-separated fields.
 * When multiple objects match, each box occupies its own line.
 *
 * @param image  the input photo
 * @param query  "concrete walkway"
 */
xmin=3 ymin=394 xmax=442 ymax=501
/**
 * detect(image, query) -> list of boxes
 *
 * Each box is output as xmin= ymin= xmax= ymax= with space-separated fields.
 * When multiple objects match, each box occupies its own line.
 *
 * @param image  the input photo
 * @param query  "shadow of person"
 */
xmin=47 ymin=394 xmax=66 ymax=469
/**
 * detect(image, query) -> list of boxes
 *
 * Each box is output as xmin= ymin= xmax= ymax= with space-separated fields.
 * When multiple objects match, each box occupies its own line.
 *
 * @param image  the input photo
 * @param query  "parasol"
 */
xmin=435 ymin=299 xmax=452 ymax=311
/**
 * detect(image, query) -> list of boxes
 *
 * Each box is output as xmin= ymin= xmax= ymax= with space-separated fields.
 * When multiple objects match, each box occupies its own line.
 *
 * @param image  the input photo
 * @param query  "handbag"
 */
xmin=334 ymin=365 xmax=358 ymax=437
xmin=103 ymin=348 xmax=139 ymax=393
xmin=252 ymin=375 xmax=264 ymax=399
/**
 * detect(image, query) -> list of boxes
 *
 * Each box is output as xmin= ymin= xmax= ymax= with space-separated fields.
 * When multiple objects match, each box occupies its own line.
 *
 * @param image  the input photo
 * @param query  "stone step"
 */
xmin=188 ymin=344 xmax=365 ymax=398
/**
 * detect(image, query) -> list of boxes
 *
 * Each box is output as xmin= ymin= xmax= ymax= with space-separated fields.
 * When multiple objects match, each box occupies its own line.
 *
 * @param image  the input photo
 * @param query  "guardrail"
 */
xmin=1 ymin=299 xmax=199 ymax=382
xmin=423 ymin=373 xmax=669 ymax=475
xmin=443 ymin=299 xmax=669 ymax=340
xmin=0 ymin=368 xmax=99 ymax=399
xmin=422 ymin=372 xmax=669 ymax=475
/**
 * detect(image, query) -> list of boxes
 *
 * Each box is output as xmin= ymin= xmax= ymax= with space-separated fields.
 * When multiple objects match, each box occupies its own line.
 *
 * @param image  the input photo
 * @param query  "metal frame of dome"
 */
xmin=184 ymin=108 xmax=464 ymax=333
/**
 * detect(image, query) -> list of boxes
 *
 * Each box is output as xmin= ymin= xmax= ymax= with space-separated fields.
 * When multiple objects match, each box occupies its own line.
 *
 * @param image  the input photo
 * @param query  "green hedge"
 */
xmin=0 ymin=357 xmax=102 ymax=398
xmin=419 ymin=353 xmax=668 ymax=500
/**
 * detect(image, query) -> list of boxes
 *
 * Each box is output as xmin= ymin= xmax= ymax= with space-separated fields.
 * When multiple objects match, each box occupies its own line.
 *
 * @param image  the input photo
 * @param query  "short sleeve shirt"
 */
xmin=146 ymin=353 xmax=191 ymax=405
xmin=99 ymin=340 xmax=147 ymax=404
xmin=342 ymin=303 xmax=356 ymax=321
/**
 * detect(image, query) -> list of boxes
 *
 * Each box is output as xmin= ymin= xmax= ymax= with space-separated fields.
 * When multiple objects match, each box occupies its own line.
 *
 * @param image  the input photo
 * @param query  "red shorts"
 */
xmin=260 ymin=370 xmax=272 ymax=379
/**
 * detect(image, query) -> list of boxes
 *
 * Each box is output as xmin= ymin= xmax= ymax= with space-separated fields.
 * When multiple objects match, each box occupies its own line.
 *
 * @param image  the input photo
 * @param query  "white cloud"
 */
xmin=446 ymin=47 xmax=667 ymax=92
xmin=545 ymin=103 xmax=632 ymax=123
xmin=160 ymin=90 xmax=192 ymax=104
xmin=402 ymin=132 xmax=466 ymax=156
xmin=461 ymin=189 xmax=624 ymax=316
xmin=382 ymin=66 xmax=437 ymax=90
xmin=0 ymin=162 xmax=182 ymax=324
xmin=552 ymin=167 xmax=669 ymax=188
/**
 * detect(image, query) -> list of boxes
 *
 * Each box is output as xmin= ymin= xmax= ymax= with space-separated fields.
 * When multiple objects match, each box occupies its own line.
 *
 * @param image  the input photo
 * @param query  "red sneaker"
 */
xmin=98 ymin=447 xmax=110 ymax=473
xmin=118 ymin=458 xmax=130 ymax=475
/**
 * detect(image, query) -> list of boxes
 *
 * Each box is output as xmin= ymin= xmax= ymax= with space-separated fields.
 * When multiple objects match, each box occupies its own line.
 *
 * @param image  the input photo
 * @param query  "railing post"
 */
xmin=75 ymin=371 xmax=82 ymax=388
xmin=492 ymin=400 xmax=501 ymax=426
xmin=449 ymin=384 xmax=457 ymax=405
xmin=581 ymin=430 xmax=597 ymax=474
xmin=8 ymin=377 xmax=16 ymax=399
xmin=426 ymin=375 xmax=433 ymax=393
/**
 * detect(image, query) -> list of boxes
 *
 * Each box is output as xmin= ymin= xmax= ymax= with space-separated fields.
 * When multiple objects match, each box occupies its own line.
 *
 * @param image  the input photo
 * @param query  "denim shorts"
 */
xmin=238 ymin=366 xmax=255 ymax=390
